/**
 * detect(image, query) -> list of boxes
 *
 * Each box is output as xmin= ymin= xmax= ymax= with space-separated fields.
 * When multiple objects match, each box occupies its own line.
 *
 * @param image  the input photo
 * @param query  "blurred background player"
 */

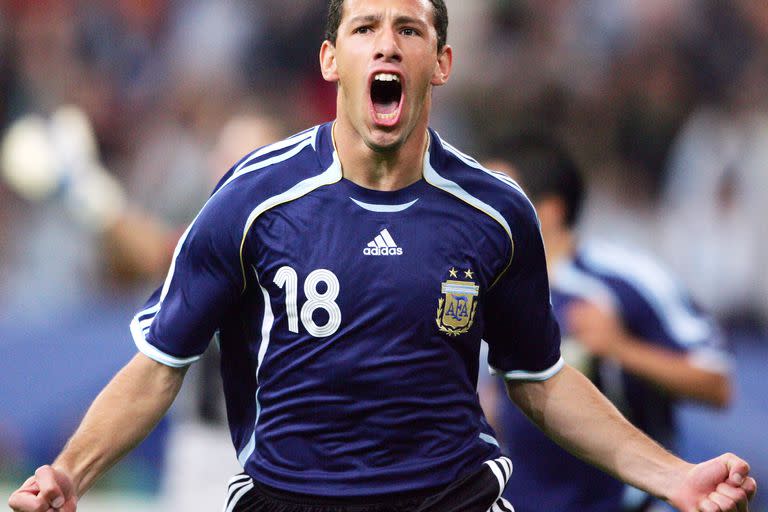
xmin=480 ymin=135 xmax=733 ymax=512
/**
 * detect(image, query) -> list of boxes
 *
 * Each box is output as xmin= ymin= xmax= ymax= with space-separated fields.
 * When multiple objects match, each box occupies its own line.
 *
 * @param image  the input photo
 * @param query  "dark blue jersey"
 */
xmin=497 ymin=242 xmax=730 ymax=512
xmin=130 ymin=122 xmax=562 ymax=497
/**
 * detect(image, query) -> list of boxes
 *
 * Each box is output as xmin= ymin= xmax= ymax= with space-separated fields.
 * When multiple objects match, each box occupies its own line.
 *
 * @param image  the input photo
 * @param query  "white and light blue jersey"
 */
xmin=131 ymin=122 xmax=562 ymax=497
xmin=498 ymin=241 xmax=730 ymax=512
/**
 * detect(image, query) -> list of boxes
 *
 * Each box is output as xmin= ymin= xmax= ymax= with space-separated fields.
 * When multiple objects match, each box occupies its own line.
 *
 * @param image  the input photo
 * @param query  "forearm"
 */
xmin=609 ymin=337 xmax=731 ymax=407
xmin=53 ymin=353 xmax=186 ymax=496
xmin=505 ymin=364 xmax=691 ymax=501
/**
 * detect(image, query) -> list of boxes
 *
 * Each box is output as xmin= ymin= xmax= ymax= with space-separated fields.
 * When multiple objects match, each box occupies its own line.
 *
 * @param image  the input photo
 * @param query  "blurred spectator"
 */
xmin=660 ymin=0 xmax=768 ymax=327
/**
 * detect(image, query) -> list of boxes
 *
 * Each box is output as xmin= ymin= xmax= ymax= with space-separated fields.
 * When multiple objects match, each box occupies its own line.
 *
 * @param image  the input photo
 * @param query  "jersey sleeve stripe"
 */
xmin=555 ymin=260 xmax=620 ymax=310
xmin=423 ymin=152 xmax=514 ymax=289
xmin=440 ymin=138 xmax=528 ymax=197
xmin=133 ymin=132 xmax=320 ymax=368
xmin=581 ymin=243 xmax=713 ymax=345
xmin=233 ymin=127 xmax=316 ymax=174
xmin=238 ymin=156 xmax=343 ymax=291
xmin=130 ymin=315 xmax=201 ymax=367
xmin=155 ymin=136 xmax=317 ymax=314
xmin=230 ymin=136 xmax=316 ymax=186
xmin=135 ymin=303 xmax=161 ymax=322
xmin=489 ymin=356 xmax=565 ymax=381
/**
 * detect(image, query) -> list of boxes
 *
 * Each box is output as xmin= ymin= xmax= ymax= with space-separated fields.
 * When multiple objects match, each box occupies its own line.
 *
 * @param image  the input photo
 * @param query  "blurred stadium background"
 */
xmin=0 ymin=0 xmax=766 ymax=510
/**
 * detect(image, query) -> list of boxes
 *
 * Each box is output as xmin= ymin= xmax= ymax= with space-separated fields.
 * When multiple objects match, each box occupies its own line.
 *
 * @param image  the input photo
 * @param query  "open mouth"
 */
xmin=370 ymin=73 xmax=403 ymax=125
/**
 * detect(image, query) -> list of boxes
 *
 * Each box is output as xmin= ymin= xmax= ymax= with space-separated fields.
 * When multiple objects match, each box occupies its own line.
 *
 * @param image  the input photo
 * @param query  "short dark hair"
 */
xmin=490 ymin=134 xmax=585 ymax=228
xmin=325 ymin=0 xmax=448 ymax=51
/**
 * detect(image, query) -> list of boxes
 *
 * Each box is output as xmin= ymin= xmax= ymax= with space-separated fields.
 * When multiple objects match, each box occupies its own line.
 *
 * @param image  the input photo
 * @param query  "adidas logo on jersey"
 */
xmin=363 ymin=228 xmax=403 ymax=256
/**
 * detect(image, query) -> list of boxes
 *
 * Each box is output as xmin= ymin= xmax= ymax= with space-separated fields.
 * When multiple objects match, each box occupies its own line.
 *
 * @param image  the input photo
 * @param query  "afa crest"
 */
xmin=436 ymin=268 xmax=479 ymax=336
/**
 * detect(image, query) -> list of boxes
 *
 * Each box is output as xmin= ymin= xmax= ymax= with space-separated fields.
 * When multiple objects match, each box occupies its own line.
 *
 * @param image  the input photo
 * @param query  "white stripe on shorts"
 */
xmin=223 ymin=474 xmax=254 ymax=512
xmin=489 ymin=496 xmax=515 ymax=512
xmin=483 ymin=456 xmax=513 ymax=502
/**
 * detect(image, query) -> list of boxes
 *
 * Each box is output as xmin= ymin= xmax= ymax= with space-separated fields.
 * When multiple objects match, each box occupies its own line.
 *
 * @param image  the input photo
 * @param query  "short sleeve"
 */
xmin=615 ymin=275 xmax=731 ymax=375
xmin=483 ymin=198 xmax=563 ymax=381
xmin=576 ymin=242 xmax=732 ymax=375
xmin=130 ymin=184 xmax=245 ymax=367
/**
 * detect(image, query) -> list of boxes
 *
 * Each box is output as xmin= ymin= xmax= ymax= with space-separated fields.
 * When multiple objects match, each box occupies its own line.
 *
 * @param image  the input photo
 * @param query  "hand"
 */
xmin=566 ymin=300 xmax=628 ymax=357
xmin=668 ymin=454 xmax=757 ymax=511
xmin=8 ymin=465 xmax=77 ymax=512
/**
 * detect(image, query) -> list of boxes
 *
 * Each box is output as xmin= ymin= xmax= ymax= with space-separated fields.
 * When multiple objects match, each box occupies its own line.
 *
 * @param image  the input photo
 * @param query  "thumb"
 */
xmin=722 ymin=453 xmax=750 ymax=485
xmin=35 ymin=465 xmax=67 ymax=507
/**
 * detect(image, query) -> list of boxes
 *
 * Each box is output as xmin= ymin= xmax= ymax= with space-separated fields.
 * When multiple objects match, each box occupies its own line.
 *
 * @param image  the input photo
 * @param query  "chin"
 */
xmin=364 ymin=129 xmax=405 ymax=153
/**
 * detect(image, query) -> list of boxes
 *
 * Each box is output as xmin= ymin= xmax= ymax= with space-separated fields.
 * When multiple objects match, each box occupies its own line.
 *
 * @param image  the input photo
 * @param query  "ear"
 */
xmin=431 ymin=45 xmax=453 ymax=86
xmin=320 ymin=40 xmax=339 ymax=83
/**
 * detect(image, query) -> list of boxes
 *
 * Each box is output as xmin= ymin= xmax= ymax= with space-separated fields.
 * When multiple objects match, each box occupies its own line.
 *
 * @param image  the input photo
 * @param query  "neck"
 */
xmin=332 ymin=120 xmax=429 ymax=192
xmin=544 ymin=228 xmax=576 ymax=277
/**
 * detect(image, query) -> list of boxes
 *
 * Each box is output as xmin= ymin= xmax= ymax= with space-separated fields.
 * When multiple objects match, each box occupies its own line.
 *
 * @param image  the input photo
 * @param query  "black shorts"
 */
xmin=223 ymin=456 xmax=514 ymax=512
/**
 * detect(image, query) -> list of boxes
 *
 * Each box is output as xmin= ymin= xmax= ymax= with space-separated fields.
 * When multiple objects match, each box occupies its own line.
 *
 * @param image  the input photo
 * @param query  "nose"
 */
xmin=373 ymin=26 xmax=402 ymax=62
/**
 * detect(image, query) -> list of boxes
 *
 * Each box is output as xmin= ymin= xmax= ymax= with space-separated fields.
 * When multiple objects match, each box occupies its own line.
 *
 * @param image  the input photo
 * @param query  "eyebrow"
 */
xmin=347 ymin=14 xmax=429 ymax=28
xmin=394 ymin=15 xmax=428 ymax=28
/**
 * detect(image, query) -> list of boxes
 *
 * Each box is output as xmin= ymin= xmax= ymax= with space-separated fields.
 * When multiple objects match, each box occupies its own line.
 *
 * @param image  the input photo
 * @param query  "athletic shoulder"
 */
xmin=427 ymin=129 xmax=539 ymax=245
xmin=207 ymin=124 xmax=331 ymax=205
xmin=175 ymin=123 xmax=336 ymax=249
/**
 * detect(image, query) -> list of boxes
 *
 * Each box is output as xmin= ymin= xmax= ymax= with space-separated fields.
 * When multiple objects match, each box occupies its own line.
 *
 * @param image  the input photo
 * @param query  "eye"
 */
xmin=401 ymin=27 xmax=419 ymax=36
xmin=354 ymin=26 xmax=371 ymax=35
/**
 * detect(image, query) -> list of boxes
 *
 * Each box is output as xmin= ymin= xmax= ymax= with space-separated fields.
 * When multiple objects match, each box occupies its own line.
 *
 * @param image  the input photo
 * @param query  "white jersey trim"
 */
xmin=423 ymin=149 xmax=514 ymax=288
xmin=129 ymin=133 xmax=320 ymax=368
xmin=440 ymin=138 xmax=528 ymax=198
xmin=350 ymin=197 xmax=419 ymax=212
xmin=479 ymin=432 xmax=500 ymax=447
xmin=236 ymin=154 xmax=342 ymax=466
xmin=163 ymin=133 xmax=316 ymax=302
xmin=237 ymin=267 xmax=275 ymax=467
xmin=233 ymin=128 xmax=315 ymax=175
xmin=553 ymin=259 xmax=619 ymax=310
xmin=238 ymin=155 xmax=342 ymax=290
xmin=130 ymin=316 xmax=201 ymax=367
xmin=580 ymin=242 xmax=713 ymax=345
xmin=489 ymin=356 xmax=565 ymax=382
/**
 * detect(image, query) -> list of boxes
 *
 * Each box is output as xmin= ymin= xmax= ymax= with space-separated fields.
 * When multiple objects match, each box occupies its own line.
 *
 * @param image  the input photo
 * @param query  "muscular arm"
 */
xmin=506 ymin=364 xmax=686 ymax=498
xmin=56 ymin=353 xmax=186 ymax=495
xmin=505 ymin=364 xmax=755 ymax=510
xmin=9 ymin=353 xmax=186 ymax=511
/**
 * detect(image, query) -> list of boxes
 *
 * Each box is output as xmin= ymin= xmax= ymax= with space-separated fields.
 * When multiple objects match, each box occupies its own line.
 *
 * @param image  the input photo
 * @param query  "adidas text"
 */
xmin=363 ymin=247 xmax=403 ymax=256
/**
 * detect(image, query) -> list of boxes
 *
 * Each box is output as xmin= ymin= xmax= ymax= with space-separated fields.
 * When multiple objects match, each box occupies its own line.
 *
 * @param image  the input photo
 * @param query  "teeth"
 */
xmin=374 ymin=73 xmax=400 ymax=82
xmin=376 ymin=112 xmax=397 ymax=119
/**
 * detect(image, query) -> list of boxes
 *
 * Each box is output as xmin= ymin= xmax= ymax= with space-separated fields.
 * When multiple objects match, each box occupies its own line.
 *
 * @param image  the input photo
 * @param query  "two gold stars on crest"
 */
xmin=449 ymin=267 xmax=474 ymax=279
